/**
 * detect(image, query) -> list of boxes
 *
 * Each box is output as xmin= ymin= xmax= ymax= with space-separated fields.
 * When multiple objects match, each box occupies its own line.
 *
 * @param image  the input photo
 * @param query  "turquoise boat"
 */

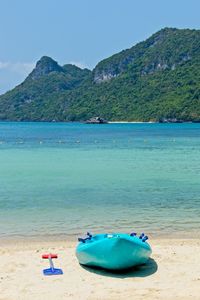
xmin=76 ymin=232 xmax=152 ymax=270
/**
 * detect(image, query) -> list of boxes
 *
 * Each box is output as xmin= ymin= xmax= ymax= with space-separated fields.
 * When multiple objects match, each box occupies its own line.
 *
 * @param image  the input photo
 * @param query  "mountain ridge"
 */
xmin=0 ymin=27 xmax=200 ymax=122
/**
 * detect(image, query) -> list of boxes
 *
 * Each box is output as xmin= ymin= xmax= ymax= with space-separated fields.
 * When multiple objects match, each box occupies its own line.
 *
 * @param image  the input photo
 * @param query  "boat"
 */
xmin=76 ymin=232 xmax=152 ymax=270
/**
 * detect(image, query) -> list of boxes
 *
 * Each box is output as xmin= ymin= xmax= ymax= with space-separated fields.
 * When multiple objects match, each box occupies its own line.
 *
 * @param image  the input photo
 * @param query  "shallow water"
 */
xmin=0 ymin=122 xmax=200 ymax=239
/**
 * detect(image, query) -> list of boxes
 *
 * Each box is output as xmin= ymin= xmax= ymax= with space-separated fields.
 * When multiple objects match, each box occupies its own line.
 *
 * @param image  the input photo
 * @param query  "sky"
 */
xmin=0 ymin=0 xmax=200 ymax=94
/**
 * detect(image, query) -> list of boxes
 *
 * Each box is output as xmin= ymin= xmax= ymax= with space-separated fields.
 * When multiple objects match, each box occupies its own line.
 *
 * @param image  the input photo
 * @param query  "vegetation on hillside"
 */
xmin=0 ymin=28 xmax=200 ymax=122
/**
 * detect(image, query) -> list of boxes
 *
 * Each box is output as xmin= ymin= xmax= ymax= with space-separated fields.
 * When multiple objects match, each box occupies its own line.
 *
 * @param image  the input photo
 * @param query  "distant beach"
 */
xmin=108 ymin=121 xmax=156 ymax=123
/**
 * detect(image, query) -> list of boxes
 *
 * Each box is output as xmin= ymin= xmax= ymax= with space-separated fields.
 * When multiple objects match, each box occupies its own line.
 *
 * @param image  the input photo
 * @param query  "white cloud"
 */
xmin=0 ymin=61 xmax=35 ymax=75
xmin=0 ymin=61 xmax=35 ymax=94
xmin=0 ymin=62 xmax=10 ymax=69
xmin=69 ymin=61 xmax=89 ymax=69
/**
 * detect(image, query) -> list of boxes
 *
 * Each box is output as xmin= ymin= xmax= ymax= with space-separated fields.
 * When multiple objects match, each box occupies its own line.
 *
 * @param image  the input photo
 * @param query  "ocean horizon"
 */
xmin=0 ymin=122 xmax=200 ymax=240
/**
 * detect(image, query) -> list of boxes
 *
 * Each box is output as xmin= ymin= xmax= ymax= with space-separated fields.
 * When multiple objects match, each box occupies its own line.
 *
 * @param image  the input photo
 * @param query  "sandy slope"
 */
xmin=0 ymin=239 xmax=199 ymax=300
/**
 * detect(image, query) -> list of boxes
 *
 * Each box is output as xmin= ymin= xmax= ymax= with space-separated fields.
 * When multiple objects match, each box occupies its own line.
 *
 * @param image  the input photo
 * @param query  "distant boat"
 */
xmin=85 ymin=117 xmax=108 ymax=124
xmin=76 ymin=232 xmax=152 ymax=270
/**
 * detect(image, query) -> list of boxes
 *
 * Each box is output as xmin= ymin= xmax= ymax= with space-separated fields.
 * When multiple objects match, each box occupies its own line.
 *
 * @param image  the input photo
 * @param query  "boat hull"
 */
xmin=76 ymin=233 xmax=152 ymax=270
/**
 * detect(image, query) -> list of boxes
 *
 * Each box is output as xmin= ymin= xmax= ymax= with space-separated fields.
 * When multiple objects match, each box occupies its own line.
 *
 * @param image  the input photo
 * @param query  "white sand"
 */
xmin=108 ymin=121 xmax=156 ymax=123
xmin=0 ymin=239 xmax=199 ymax=300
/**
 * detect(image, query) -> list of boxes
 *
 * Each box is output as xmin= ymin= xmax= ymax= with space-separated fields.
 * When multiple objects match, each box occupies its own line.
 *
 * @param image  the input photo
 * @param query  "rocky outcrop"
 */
xmin=93 ymin=72 xmax=117 ymax=83
xmin=27 ymin=56 xmax=64 ymax=80
xmin=93 ymin=28 xmax=195 ymax=83
xmin=85 ymin=117 xmax=108 ymax=124
xmin=93 ymin=54 xmax=135 ymax=83
xmin=159 ymin=118 xmax=184 ymax=123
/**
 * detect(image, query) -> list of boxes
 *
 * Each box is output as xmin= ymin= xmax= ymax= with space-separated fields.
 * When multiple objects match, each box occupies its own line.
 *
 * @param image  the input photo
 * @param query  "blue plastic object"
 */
xmin=42 ymin=254 xmax=63 ymax=276
xmin=130 ymin=232 xmax=137 ymax=236
xmin=142 ymin=236 xmax=149 ymax=242
xmin=43 ymin=267 xmax=63 ymax=276
xmin=139 ymin=233 xmax=145 ymax=239
xmin=78 ymin=232 xmax=93 ymax=243
xmin=76 ymin=232 xmax=152 ymax=270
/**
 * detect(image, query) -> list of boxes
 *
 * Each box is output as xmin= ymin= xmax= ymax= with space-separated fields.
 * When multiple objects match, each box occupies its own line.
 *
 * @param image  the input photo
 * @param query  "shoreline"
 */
xmin=0 ymin=229 xmax=200 ymax=246
xmin=0 ymin=233 xmax=199 ymax=247
xmin=0 ymin=120 xmax=199 ymax=124
xmin=0 ymin=237 xmax=199 ymax=250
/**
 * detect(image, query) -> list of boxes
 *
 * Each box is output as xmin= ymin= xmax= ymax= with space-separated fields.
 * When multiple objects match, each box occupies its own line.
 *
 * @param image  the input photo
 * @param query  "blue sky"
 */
xmin=0 ymin=0 xmax=199 ymax=94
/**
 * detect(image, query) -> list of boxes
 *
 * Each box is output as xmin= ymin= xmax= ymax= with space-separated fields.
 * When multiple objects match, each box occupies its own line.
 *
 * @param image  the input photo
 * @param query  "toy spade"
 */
xmin=42 ymin=253 xmax=63 ymax=275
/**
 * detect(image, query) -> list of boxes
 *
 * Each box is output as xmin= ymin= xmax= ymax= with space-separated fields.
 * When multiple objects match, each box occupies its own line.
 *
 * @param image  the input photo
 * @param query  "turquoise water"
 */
xmin=0 ymin=122 xmax=200 ymax=239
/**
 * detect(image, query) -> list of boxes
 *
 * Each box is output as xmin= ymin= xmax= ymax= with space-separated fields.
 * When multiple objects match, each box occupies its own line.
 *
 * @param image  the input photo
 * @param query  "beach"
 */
xmin=0 ymin=238 xmax=199 ymax=300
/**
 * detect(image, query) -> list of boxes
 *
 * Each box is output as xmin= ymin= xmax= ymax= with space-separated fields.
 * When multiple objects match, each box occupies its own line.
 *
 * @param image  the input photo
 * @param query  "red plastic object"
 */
xmin=42 ymin=253 xmax=58 ymax=259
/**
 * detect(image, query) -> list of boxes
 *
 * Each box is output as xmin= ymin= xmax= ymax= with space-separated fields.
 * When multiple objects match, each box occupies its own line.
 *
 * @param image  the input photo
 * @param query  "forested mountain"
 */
xmin=0 ymin=27 xmax=200 ymax=122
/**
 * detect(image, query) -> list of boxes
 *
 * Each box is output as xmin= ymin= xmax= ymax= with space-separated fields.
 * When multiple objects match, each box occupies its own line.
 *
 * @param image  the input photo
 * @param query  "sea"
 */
xmin=0 ymin=122 xmax=200 ymax=240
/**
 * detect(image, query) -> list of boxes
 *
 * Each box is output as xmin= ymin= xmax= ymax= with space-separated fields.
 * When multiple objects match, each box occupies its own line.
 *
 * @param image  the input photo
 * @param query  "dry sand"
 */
xmin=0 ymin=239 xmax=199 ymax=300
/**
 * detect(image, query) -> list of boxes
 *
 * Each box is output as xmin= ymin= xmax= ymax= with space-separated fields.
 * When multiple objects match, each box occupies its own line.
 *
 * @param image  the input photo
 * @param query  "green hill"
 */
xmin=0 ymin=27 xmax=200 ymax=122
